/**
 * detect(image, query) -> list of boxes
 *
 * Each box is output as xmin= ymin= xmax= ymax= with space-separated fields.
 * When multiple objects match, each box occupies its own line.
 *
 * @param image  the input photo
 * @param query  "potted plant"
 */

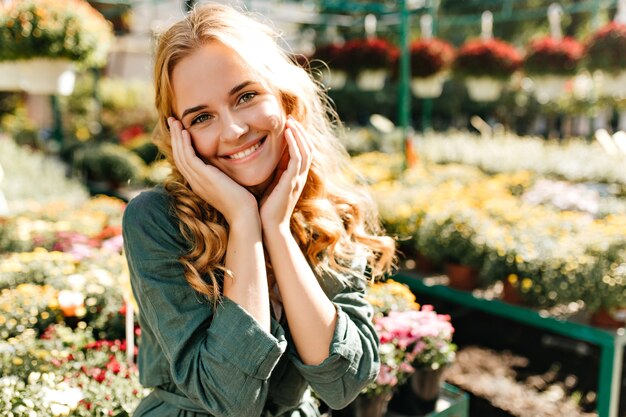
xmin=453 ymin=38 xmax=522 ymax=102
xmin=380 ymin=306 xmax=457 ymax=416
xmin=0 ymin=4 xmax=22 ymax=91
xmin=584 ymin=245 xmax=626 ymax=328
xmin=523 ymin=36 xmax=583 ymax=102
xmin=409 ymin=37 xmax=455 ymax=98
xmin=416 ymin=208 xmax=488 ymax=290
xmin=356 ymin=280 xmax=422 ymax=417
xmin=584 ymin=21 xmax=626 ymax=98
xmin=342 ymin=37 xmax=398 ymax=91
xmin=0 ymin=0 xmax=113 ymax=95
xmin=72 ymin=142 xmax=146 ymax=194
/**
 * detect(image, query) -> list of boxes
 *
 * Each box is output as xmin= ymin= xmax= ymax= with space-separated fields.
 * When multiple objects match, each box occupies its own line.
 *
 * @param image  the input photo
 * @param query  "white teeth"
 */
xmin=228 ymin=141 xmax=262 ymax=160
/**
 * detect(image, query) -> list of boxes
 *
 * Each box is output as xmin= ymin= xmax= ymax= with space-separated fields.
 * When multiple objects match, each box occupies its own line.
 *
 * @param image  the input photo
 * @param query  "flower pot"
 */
xmin=445 ymin=263 xmax=479 ymax=290
xmin=415 ymin=252 xmax=438 ymax=275
xmin=388 ymin=367 xmax=446 ymax=416
xmin=356 ymin=69 xmax=387 ymax=91
xmin=501 ymin=279 xmax=523 ymax=305
xmin=320 ymin=68 xmax=347 ymax=89
xmin=411 ymin=367 xmax=446 ymax=409
xmin=532 ymin=75 xmax=569 ymax=103
xmin=410 ymin=72 xmax=447 ymax=98
xmin=0 ymin=61 xmax=23 ymax=91
xmin=19 ymin=58 xmax=76 ymax=96
xmin=590 ymin=307 xmax=626 ymax=329
xmin=465 ymin=77 xmax=503 ymax=102
xmin=354 ymin=392 xmax=392 ymax=417
xmin=596 ymin=71 xmax=626 ymax=99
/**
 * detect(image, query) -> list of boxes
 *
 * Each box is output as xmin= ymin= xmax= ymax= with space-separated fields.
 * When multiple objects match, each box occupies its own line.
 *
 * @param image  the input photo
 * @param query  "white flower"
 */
xmin=27 ymin=372 xmax=41 ymax=384
xmin=0 ymin=342 xmax=16 ymax=355
xmin=49 ymin=403 xmax=71 ymax=416
xmin=67 ymin=274 xmax=86 ymax=290
xmin=57 ymin=290 xmax=85 ymax=309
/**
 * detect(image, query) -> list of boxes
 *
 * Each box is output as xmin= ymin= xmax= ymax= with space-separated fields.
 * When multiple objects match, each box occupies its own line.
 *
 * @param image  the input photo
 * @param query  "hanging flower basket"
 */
xmin=595 ymin=71 xmax=626 ymax=98
xmin=356 ymin=69 xmax=387 ymax=91
xmin=464 ymin=77 xmax=504 ymax=102
xmin=0 ymin=61 xmax=22 ymax=91
xmin=19 ymin=58 xmax=76 ymax=96
xmin=409 ymin=37 xmax=455 ymax=98
xmin=411 ymin=72 xmax=448 ymax=98
xmin=532 ymin=75 xmax=569 ymax=103
xmin=310 ymin=43 xmax=348 ymax=89
xmin=453 ymin=38 xmax=521 ymax=102
xmin=319 ymin=67 xmax=347 ymax=89
xmin=585 ymin=22 xmax=626 ymax=98
xmin=0 ymin=0 xmax=114 ymax=73
xmin=341 ymin=37 xmax=397 ymax=91
xmin=523 ymin=36 xmax=583 ymax=102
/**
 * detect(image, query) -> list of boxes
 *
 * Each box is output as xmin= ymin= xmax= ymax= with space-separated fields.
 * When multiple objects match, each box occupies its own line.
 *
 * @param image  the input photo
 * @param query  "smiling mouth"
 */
xmin=225 ymin=137 xmax=266 ymax=160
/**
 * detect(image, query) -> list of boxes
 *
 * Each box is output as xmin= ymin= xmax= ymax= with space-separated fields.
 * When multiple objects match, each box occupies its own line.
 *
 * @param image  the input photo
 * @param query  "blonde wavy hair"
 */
xmin=153 ymin=3 xmax=395 ymax=304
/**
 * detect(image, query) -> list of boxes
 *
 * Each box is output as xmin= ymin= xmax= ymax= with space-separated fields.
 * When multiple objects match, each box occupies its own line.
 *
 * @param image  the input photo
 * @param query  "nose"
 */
xmin=219 ymin=110 xmax=248 ymax=142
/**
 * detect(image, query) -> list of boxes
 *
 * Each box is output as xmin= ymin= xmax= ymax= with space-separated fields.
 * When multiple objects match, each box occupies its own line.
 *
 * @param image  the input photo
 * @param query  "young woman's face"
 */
xmin=171 ymin=41 xmax=286 ymax=194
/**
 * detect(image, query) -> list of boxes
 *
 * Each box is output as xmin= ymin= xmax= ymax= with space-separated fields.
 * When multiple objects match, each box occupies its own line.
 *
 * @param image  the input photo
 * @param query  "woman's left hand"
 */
xmin=259 ymin=116 xmax=313 ymax=232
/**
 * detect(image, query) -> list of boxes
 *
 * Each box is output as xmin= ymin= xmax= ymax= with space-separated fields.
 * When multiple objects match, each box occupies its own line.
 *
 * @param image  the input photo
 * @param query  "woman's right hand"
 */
xmin=168 ymin=118 xmax=259 ymax=226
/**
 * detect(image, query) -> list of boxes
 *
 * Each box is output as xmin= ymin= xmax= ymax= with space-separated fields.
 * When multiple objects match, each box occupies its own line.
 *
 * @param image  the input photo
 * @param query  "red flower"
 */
xmin=118 ymin=124 xmax=145 ymax=144
xmin=410 ymin=38 xmax=455 ymax=78
xmin=454 ymin=38 xmax=521 ymax=79
xmin=524 ymin=36 xmax=583 ymax=76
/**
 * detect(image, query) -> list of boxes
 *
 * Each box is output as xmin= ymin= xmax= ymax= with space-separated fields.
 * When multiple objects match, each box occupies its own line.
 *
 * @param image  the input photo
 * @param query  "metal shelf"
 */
xmin=394 ymin=271 xmax=626 ymax=417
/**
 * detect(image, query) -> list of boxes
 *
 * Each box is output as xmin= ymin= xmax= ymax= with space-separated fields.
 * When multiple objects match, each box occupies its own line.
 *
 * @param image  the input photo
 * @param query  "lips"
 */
xmin=222 ymin=137 xmax=266 ymax=160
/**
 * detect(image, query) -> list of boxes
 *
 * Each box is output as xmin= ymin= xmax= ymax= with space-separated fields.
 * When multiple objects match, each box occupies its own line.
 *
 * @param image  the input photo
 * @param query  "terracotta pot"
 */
xmin=354 ymin=393 xmax=392 ymax=417
xmin=590 ymin=308 xmax=626 ymax=329
xmin=445 ymin=263 xmax=479 ymax=290
xmin=501 ymin=280 xmax=523 ymax=305
xmin=415 ymin=252 xmax=438 ymax=274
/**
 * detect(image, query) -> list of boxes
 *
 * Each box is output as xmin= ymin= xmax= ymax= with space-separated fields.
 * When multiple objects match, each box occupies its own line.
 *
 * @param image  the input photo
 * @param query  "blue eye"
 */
xmin=191 ymin=113 xmax=210 ymax=126
xmin=239 ymin=92 xmax=257 ymax=104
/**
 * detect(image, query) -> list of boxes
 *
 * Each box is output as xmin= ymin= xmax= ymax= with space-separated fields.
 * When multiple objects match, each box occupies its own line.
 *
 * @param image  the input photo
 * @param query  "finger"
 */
xmin=169 ymin=118 xmax=187 ymax=173
xmin=284 ymin=126 xmax=302 ymax=176
xmin=286 ymin=118 xmax=311 ymax=173
xmin=170 ymin=119 xmax=201 ymax=186
xmin=277 ymin=141 xmax=290 ymax=172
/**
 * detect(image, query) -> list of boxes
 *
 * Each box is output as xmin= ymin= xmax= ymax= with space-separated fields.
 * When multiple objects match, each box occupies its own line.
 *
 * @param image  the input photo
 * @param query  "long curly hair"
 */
xmin=152 ymin=3 xmax=395 ymax=305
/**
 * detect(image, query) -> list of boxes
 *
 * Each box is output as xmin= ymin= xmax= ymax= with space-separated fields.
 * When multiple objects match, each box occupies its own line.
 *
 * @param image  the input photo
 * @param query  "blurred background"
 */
xmin=1 ymin=1 xmax=625 ymax=417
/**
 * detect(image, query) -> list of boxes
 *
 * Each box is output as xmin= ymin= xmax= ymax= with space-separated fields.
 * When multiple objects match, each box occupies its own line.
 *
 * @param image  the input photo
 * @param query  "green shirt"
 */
xmin=122 ymin=186 xmax=380 ymax=417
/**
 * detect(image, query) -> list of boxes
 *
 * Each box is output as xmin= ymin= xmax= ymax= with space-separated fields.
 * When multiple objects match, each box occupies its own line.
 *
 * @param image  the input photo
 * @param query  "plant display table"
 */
xmin=394 ymin=271 xmax=626 ymax=417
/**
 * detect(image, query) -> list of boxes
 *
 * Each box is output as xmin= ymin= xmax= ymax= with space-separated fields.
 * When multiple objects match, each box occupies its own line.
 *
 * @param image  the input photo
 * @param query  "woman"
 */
xmin=122 ymin=3 xmax=396 ymax=416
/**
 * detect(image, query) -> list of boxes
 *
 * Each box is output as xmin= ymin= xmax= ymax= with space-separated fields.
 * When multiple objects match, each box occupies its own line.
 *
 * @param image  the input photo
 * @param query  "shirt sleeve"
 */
xmin=123 ymin=191 xmax=287 ymax=417
xmin=287 ymin=275 xmax=380 ymax=410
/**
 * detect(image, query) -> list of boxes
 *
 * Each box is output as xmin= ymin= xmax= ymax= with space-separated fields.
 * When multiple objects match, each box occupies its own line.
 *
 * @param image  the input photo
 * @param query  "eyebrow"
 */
xmin=179 ymin=80 xmax=256 ymax=120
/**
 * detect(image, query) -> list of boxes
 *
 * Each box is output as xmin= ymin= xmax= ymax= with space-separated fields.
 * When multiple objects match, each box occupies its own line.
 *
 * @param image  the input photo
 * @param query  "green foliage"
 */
xmin=0 ymin=0 xmax=114 ymax=67
xmin=73 ymin=142 xmax=146 ymax=185
xmin=585 ymin=22 xmax=626 ymax=74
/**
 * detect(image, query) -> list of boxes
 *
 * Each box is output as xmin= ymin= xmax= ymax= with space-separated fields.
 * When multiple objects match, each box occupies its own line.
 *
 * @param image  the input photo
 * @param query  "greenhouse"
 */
xmin=0 ymin=1 xmax=625 ymax=416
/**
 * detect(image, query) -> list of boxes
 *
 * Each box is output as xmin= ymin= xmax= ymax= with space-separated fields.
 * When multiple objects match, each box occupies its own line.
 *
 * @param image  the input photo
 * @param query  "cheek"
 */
xmin=255 ymin=100 xmax=285 ymax=132
xmin=190 ymin=131 xmax=219 ymax=160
